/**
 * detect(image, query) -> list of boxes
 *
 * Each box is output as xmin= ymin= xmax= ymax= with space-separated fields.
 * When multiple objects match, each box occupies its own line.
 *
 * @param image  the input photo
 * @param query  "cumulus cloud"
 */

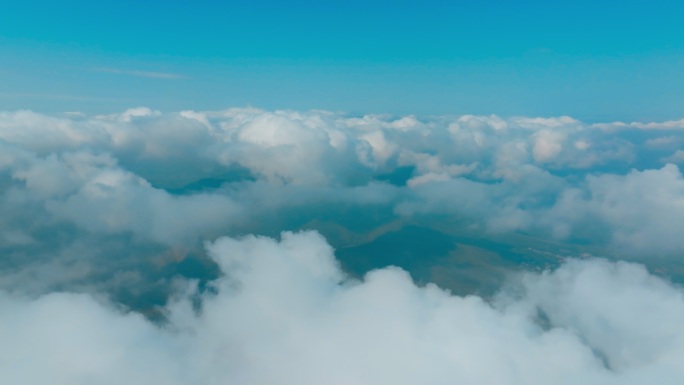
xmin=2 ymin=108 xmax=684 ymax=295
xmin=543 ymin=164 xmax=684 ymax=256
xmin=3 ymin=107 xmax=684 ymax=383
xmin=2 ymin=232 xmax=684 ymax=384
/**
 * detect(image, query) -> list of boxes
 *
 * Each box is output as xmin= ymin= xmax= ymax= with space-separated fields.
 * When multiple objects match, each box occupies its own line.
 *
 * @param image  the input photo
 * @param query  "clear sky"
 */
xmin=2 ymin=0 xmax=684 ymax=121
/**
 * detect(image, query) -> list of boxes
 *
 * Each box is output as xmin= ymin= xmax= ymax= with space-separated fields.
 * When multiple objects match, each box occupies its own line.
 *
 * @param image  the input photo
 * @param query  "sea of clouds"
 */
xmin=2 ymin=107 xmax=684 ymax=383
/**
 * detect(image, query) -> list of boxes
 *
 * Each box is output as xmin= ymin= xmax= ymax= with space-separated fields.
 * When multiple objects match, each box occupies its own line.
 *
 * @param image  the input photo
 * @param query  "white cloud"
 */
xmin=663 ymin=149 xmax=684 ymax=164
xmin=3 ymin=107 xmax=684 ymax=383
xmin=2 ymin=108 xmax=684 ymax=260
xmin=3 ymin=232 xmax=684 ymax=384
xmin=545 ymin=164 xmax=684 ymax=256
xmin=0 ymin=110 xmax=109 ymax=152
xmin=532 ymin=129 xmax=566 ymax=163
xmin=519 ymin=258 xmax=684 ymax=372
xmin=623 ymin=119 xmax=684 ymax=130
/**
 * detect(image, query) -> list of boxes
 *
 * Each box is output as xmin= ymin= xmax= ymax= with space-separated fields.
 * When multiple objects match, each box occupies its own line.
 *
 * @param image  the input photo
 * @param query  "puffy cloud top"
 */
xmin=3 ymin=232 xmax=684 ymax=384
xmin=2 ymin=108 xmax=684 ymax=384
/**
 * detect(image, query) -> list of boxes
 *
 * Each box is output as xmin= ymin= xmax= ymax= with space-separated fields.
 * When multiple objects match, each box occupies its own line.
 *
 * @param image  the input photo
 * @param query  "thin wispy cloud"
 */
xmin=0 ymin=92 xmax=129 ymax=102
xmin=93 ymin=67 xmax=184 ymax=79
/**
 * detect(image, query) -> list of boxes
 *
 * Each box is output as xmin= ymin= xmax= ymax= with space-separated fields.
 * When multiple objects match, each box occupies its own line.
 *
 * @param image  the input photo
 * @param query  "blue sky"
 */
xmin=2 ymin=0 xmax=684 ymax=121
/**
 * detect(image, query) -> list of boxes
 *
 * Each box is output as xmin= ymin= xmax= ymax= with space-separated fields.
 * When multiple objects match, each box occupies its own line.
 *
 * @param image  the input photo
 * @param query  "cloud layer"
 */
xmin=2 ymin=107 xmax=684 ymax=383
xmin=3 ymin=231 xmax=684 ymax=384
